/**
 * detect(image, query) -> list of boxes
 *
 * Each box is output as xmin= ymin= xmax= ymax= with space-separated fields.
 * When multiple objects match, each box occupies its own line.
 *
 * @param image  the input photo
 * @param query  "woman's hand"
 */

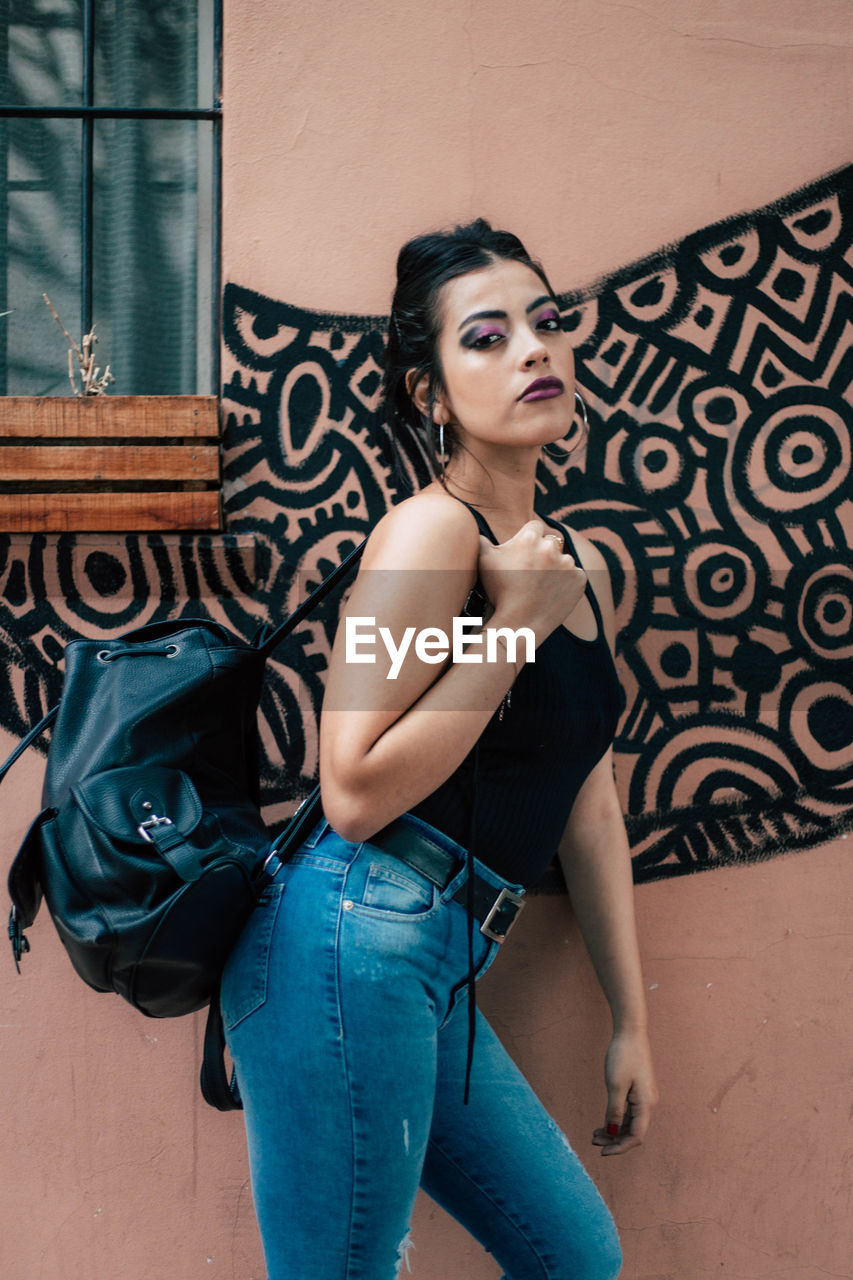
xmin=592 ymin=1027 xmax=659 ymax=1156
xmin=477 ymin=519 xmax=588 ymax=645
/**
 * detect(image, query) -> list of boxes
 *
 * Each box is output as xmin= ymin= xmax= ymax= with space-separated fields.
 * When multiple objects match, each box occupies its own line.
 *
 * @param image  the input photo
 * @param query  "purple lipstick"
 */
xmin=519 ymin=376 xmax=564 ymax=402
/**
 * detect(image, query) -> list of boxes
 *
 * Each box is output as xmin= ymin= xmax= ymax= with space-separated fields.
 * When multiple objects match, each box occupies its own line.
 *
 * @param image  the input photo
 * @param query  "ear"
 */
xmin=405 ymin=368 xmax=447 ymax=424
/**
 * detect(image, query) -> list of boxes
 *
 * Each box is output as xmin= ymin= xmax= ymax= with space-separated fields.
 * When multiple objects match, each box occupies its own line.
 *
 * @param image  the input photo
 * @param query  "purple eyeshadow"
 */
xmin=462 ymin=325 xmax=505 ymax=347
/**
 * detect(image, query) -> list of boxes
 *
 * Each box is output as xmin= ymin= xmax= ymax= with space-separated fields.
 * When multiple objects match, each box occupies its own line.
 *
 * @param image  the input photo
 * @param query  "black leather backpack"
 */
xmin=2 ymin=540 xmax=364 ymax=1109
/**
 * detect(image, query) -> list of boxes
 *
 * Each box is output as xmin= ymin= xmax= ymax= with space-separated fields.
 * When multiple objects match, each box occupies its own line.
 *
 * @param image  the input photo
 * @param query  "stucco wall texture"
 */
xmin=1 ymin=2 xmax=851 ymax=1278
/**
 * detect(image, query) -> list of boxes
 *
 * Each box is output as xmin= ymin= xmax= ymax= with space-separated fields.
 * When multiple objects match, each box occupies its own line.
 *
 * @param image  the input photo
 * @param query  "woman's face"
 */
xmin=432 ymin=257 xmax=575 ymax=458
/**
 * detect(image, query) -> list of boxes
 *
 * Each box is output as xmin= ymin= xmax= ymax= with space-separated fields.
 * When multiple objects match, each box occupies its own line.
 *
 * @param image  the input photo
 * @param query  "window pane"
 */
xmin=1 ymin=0 xmax=83 ymax=107
xmin=2 ymin=117 xmax=82 ymax=395
xmin=92 ymin=117 xmax=214 ymax=394
xmin=93 ymin=0 xmax=216 ymax=109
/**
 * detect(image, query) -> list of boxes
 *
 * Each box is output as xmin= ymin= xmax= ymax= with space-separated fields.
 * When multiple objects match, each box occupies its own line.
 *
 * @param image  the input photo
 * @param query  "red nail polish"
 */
xmin=606 ymin=1122 xmax=620 ymax=1137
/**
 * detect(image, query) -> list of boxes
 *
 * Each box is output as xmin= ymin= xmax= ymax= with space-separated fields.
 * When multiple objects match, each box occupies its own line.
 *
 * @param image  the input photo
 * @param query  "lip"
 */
xmin=519 ymin=376 xmax=564 ymax=402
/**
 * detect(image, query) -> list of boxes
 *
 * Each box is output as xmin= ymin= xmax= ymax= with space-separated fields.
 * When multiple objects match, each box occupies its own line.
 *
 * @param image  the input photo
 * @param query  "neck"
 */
xmin=443 ymin=442 xmax=540 ymax=535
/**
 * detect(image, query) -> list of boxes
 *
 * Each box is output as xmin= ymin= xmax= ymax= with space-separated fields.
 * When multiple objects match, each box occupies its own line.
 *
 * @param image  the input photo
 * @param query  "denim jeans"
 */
xmin=220 ymin=814 xmax=622 ymax=1280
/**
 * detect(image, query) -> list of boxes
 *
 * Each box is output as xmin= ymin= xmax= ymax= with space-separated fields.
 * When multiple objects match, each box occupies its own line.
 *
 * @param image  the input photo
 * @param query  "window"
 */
xmin=0 ymin=0 xmax=221 ymax=397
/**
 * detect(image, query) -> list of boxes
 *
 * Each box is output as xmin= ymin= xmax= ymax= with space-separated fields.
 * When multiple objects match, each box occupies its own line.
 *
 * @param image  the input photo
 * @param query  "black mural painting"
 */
xmin=1 ymin=166 xmax=851 ymax=884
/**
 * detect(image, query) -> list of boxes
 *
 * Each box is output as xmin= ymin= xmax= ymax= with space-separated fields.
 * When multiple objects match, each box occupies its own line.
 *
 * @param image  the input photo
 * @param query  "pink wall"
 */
xmin=2 ymin=2 xmax=852 ymax=1277
xmin=223 ymin=0 xmax=852 ymax=314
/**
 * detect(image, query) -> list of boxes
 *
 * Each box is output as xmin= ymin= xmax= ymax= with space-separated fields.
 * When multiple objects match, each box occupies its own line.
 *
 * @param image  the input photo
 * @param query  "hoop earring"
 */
xmin=574 ymin=390 xmax=589 ymax=433
xmin=436 ymin=421 xmax=447 ymax=482
xmin=543 ymin=390 xmax=589 ymax=459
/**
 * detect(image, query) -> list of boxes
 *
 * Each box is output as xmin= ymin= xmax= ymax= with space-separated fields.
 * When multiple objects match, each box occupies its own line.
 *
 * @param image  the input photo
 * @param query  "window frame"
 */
xmin=0 ymin=0 xmax=223 ymax=397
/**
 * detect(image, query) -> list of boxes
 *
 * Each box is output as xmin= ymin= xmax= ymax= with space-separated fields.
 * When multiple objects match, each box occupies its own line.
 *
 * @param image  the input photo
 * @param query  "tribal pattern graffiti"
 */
xmin=1 ymin=166 xmax=851 ymax=883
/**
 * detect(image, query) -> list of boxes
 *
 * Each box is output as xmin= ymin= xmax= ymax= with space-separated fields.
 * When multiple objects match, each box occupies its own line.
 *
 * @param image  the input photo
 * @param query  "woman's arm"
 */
xmin=557 ymin=532 xmax=658 ymax=1156
xmin=557 ymin=751 xmax=657 ymax=1155
xmin=320 ymin=491 xmax=587 ymax=841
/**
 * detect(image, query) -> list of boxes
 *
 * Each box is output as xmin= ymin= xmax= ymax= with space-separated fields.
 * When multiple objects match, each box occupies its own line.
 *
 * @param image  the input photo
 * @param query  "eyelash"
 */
xmin=467 ymin=330 xmax=503 ymax=349
xmin=465 ymin=314 xmax=562 ymax=349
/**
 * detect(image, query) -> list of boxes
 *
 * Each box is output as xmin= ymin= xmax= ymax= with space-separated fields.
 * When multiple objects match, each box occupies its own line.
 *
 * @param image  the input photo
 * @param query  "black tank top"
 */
xmin=410 ymin=508 xmax=624 ymax=887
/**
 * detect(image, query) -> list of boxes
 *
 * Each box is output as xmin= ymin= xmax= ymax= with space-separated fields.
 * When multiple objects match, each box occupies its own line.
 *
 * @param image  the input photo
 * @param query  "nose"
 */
xmin=520 ymin=329 xmax=549 ymax=368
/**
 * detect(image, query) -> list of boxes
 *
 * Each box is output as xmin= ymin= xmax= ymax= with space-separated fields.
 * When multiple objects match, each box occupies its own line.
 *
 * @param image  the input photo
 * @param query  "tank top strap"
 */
xmin=452 ymin=498 xmax=499 ymax=545
xmin=540 ymin=512 xmax=607 ymax=639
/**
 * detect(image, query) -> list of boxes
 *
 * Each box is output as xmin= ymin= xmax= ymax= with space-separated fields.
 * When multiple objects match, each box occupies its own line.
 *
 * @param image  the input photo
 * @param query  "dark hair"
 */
xmin=382 ymin=218 xmax=557 ymax=480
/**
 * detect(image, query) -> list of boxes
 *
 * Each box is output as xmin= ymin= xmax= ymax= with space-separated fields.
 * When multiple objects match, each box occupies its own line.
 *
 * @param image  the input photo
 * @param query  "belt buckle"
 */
xmin=480 ymin=887 xmax=525 ymax=943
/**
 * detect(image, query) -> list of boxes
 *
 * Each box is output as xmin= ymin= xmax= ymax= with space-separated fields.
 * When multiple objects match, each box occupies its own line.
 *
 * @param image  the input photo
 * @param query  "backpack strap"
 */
xmin=0 ymin=705 xmax=58 ymax=788
xmin=2 ymin=715 xmax=57 ymax=968
xmin=200 ymin=985 xmax=242 ymax=1111
xmin=7 ymin=806 xmax=53 ymax=969
xmin=254 ymin=538 xmax=367 ymax=659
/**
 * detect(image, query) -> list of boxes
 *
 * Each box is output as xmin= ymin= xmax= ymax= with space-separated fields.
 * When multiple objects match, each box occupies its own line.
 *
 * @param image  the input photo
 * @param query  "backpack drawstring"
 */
xmin=463 ymin=742 xmax=480 ymax=1105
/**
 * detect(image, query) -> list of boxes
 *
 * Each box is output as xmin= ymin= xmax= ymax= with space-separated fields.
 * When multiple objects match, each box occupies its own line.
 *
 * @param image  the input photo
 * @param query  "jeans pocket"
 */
xmin=353 ymin=861 xmax=438 ymax=918
xmin=220 ymin=881 xmax=285 ymax=1032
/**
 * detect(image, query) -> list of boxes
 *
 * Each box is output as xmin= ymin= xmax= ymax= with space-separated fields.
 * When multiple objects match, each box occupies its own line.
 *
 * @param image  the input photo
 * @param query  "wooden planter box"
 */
xmin=0 ymin=395 xmax=221 ymax=533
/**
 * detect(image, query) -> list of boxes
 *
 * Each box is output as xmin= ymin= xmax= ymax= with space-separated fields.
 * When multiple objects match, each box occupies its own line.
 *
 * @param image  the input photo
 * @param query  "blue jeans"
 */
xmin=221 ymin=814 xmax=622 ymax=1280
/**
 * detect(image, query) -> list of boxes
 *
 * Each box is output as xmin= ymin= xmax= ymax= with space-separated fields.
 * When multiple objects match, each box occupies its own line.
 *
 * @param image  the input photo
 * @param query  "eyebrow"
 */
xmin=457 ymin=295 xmax=556 ymax=332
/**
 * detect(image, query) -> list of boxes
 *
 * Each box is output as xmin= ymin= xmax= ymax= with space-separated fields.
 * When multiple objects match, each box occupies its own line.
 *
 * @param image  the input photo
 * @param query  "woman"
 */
xmin=221 ymin=220 xmax=657 ymax=1279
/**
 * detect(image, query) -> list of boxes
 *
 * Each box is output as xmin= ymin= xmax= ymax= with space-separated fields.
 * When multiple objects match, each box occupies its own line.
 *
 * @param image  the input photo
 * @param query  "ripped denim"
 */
xmin=220 ymin=815 xmax=622 ymax=1280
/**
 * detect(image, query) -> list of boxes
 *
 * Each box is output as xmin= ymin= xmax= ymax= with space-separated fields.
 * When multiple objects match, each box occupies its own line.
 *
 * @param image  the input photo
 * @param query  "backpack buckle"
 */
xmin=137 ymin=814 xmax=174 ymax=842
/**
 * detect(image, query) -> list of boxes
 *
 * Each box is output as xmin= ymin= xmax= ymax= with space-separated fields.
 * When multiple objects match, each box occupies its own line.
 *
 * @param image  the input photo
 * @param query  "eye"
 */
xmin=462 ymin=326 xmax=505 ymax=350
xmin=536 ymin=311 xmax=561 ymax=332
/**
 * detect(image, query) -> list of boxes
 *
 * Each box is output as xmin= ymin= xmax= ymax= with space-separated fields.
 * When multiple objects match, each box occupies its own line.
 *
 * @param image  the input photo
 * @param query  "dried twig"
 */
xmin=43 ymin=293 xmax=115 ymax=396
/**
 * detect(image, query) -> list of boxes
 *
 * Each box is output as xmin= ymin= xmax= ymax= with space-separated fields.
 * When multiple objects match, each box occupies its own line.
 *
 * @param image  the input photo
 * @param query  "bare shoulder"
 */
xmin=362 ymin=488 xmax=481 ymax=573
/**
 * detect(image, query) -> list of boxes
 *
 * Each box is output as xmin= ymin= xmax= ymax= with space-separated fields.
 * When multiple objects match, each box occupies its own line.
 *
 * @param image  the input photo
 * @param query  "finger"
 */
xmin=534 ymin=521 xmax=564 ymax=545
xmin=592 ymin=1096 xmax=626 ymax=1149
xmin=592 ymin=1089 xmax=653 ymax=1155
xmin=604 ymin=1094 xmax=626 ymax=1139
xmin=518 ymin=518 xmax=549 ymax=542
xmin=592 ymin=1113 xmax=641 ymax=1154
xmin=536 ymin=526 xmax=573 ymax=560
xmin=625 ymin=1093 xmax=653 ymax=1145
xmin=478 ymin=534 xmax=503 ymax=563
xmin=593 ymin=1127 xmax=643 ymax=1156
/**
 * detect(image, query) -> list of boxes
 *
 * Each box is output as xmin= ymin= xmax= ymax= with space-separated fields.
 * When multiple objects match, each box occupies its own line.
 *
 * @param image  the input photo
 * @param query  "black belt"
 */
xmin=369 ymin=819 xmax=525 ymax=943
